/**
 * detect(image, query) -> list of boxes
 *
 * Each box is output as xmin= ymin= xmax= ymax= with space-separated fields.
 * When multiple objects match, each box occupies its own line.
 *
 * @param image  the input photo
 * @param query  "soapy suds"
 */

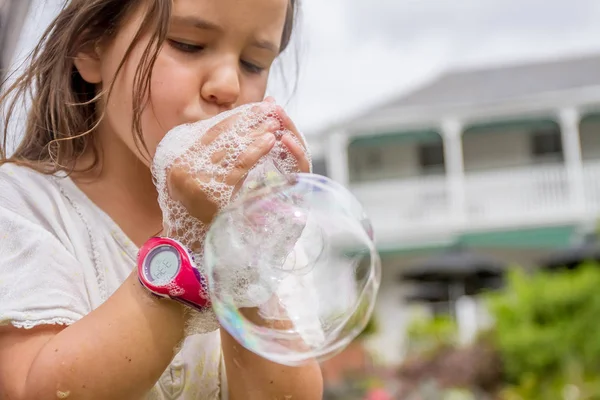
xmin=153 ymin=103 xmax=311 ymax=334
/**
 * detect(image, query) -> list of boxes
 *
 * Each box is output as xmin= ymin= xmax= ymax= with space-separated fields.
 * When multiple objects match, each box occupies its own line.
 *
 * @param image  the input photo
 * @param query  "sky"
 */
xmin=269 ymin=0 xmax=600 ymax=135
xmin=13 ymin=0 xmax=600 ymax=136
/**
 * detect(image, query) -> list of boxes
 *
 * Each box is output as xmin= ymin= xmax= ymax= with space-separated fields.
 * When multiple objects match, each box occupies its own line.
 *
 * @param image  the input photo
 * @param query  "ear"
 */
xmin=73 ymin=43 xmax=103 ymax=84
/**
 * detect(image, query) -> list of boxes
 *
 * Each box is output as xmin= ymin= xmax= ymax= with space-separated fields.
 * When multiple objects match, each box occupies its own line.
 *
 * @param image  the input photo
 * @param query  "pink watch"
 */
xmin=137 ymin=237 xmax=211 ymax=310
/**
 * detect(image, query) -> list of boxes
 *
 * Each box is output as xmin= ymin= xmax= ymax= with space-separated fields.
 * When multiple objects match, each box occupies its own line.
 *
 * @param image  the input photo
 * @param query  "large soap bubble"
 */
xmin=204 ymin=160 xmax=381 ymax=366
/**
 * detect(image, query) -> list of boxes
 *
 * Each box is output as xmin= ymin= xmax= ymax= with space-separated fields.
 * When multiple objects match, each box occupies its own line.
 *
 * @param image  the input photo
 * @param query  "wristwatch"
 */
xmin=137 ymin=237 xmax=211 ymax=310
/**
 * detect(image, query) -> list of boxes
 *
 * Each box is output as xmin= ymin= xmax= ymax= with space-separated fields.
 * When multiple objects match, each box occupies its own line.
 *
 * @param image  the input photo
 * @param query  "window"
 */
xmin=364 ymin=148 xmax=382 ymax=169
xmin=531 ymin=128 xmax=563 ymax=162
xmin=312 ymin=158 xmax=328 ymax=177
xmin=348 ymin=145 xmax=385 ymax=183
xmin=418 ymin=142 xmax=445 ymax=174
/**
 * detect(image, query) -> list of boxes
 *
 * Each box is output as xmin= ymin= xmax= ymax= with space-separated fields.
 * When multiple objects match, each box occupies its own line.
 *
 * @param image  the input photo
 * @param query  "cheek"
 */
xmin=100 ymin=44 xmax=151 ymax=157
xmin=240 ymin=67 xmax=272 ymax=104
xmin=240 ymin=79 xmax=269 ymax=104
xmin=140 ymin=58 xmax=202 ymax=158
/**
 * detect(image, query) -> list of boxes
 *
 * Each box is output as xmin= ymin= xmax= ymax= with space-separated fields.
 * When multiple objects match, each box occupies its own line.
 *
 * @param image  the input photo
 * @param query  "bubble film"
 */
xmin=204 ymin=174 xmax=382 ymax=366
xmin=152 ymin=102 xmax=310 ymax=333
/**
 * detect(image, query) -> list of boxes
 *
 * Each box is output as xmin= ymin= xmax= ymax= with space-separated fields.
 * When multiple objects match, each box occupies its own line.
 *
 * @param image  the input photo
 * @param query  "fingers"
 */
xmin=269 ymin=105 xmax=311 ymax=173
xmin=204 ymin=103 xmax=310 ymax=177
xmin=281 ymin=133 xmax=311 ymax=173
xmin=210 ymin=116 xmax=280 ymax=164
xmin=273 ymin=106 xmax=307 ymax=150
xmin=200 ymin=113 xmax=238 ymax=146
xmin=226 ymin=133 xmax=276 ymax=185
xmin=203 ymin=102 xmax=279 ymax=146
xmin=250 ymin=116 xmax=281 ymax=138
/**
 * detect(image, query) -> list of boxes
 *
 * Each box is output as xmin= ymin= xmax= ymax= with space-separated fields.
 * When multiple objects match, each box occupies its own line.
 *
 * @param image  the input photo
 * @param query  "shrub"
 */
xmin=486 ymin=264 xmax=600 ymax=399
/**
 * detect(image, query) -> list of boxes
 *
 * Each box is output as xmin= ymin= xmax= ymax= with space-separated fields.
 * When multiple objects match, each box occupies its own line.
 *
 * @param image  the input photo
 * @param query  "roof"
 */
xmin=382 ymin=53 xmax=600 ymax=111
xmin=317 ymin=53 xmax=600 ymax=136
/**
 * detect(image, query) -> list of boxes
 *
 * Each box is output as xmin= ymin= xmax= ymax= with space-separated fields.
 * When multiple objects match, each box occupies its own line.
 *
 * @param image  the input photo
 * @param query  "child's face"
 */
xmin=78 ymin=0 xmax=289 ymax=166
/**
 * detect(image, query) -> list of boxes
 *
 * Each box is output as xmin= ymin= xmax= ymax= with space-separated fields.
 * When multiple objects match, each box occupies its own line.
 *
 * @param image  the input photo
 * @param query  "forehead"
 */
xmin=172 ymin=0 xmax=289 ymax=44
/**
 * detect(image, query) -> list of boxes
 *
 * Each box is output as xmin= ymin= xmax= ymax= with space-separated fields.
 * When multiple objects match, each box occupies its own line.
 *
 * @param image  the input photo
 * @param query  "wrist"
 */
xmin=135 ymin=236 xmax=219 ymax=334
xmin=122 ymin=271 xmax=188 ymax=353
xmin=128 ymin=271 xmax=186 ymax=315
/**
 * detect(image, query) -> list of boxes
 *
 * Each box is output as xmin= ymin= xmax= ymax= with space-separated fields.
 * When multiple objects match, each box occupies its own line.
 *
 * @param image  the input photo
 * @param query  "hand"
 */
xmin=264 ymin=96 xmax=311 ymax=174
xmin=166 ymin=101 xmax=310 ymax=227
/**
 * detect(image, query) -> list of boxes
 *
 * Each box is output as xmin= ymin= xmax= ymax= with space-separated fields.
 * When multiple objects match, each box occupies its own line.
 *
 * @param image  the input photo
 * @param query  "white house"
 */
xmin=307 ymin=54 xmax=600 ymax=364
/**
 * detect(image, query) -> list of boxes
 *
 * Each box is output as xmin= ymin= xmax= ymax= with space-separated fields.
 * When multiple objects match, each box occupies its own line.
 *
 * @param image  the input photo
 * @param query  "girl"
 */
xmin=0 ymin=0 xmax=322 ymax=399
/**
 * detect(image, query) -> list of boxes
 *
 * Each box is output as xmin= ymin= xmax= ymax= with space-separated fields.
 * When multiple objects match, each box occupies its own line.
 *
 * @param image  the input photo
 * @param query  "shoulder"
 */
xmin=0 ymin=164 xmax=95 ymax=328
xmin=0 ymin=162 xmax=62 ymax=200
xmin=0 ymin=163 xmax=74 ymax=233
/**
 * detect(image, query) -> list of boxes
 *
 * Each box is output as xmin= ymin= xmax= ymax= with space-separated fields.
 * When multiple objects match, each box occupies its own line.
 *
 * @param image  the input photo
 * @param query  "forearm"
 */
xmin=221 ymin=329 xmax=323 ymax=400
xmin=23 ymin=272 xmax=186 ymax=400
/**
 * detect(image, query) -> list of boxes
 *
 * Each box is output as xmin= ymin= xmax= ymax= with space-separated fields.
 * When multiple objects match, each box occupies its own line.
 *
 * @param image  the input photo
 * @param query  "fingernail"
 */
xmin=267 ymin=119 xmax=280 ymax=130
xmin=262 ymin=133 xmax=276 ymax=145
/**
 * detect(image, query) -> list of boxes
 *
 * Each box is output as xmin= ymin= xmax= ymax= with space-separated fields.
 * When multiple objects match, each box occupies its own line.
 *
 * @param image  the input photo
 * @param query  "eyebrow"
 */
xmin=170 ymin=16 xmax=223 ymax=32
xmin=252 ymin=40 xmax=280 ymax=54
xmin=170 ymin=15 xmax=280 ymax=54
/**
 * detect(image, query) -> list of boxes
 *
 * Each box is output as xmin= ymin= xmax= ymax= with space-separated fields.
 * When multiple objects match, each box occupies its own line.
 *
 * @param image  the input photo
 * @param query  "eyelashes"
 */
xmin=240 ymin=60 xmax=265 ymax=74
xmin=167 ymin=40 xmax=266 ymax=74
xmin=168 ymin=39 xmax=204 ymax=53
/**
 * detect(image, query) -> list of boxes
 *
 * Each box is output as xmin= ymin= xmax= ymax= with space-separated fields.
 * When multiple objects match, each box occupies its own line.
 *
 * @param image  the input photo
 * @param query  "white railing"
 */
xmin=464 ymin=164 xmax=572 ymax=228
xmin=351 ymin=175 xmax=454 ymax=243
xmin=350 ymin=161 xmax=600 ymax=245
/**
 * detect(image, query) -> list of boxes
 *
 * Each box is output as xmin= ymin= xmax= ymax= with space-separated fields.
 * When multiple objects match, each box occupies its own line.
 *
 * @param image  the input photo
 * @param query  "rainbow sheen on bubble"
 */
xmin=204 ymin=173 xmax=381 ymax=366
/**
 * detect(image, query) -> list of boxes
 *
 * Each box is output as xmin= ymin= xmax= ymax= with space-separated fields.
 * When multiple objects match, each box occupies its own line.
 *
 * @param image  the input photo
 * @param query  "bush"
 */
xmin=486 ymin=263 xmax=600 ymax=399
xmin=406 ymin=314 xmax=458 ymax=355
xmin=400 ymin=315 xmax=503 ymax=395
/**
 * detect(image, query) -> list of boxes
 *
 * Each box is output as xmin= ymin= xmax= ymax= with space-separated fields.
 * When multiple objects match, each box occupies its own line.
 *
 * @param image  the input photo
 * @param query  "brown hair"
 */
xmin=0 ymin=0 xmax=299 ymax=174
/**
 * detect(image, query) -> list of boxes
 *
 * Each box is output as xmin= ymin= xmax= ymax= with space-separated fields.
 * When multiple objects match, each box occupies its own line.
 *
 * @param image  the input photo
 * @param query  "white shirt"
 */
xmin=0 ymin=163 xmax=226 ymax=399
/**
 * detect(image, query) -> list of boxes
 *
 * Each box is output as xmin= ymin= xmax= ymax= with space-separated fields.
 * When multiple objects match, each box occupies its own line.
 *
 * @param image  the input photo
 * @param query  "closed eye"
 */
xmin=168 ymin=39 xmax=266 ymax=74
xmin=241 ymin=60 xmax=265 ymax=74
xmin=168 ymin=39 xmax=204 ymax=54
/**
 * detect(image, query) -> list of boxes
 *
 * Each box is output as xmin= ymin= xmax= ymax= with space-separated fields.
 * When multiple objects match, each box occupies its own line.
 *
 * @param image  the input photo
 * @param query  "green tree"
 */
xmin=486 ymin=264 xmax=600 ymax=399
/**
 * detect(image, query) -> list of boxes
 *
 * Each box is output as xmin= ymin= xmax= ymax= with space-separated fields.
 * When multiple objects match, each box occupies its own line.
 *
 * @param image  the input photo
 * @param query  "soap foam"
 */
xmin=152 ymin=102 xmax=311 ymax=333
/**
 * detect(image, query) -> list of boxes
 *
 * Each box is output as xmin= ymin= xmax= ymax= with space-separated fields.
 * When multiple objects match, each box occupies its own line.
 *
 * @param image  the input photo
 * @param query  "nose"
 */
xmin=200 ymin=59 xmax=240 ymax=110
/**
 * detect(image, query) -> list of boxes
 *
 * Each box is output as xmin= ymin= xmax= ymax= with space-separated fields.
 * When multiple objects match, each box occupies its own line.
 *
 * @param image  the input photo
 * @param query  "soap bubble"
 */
xmin=153 ymin=101 xmax=381 ymax=360
xmin=204 ymin=171 xmax=381 ymax=366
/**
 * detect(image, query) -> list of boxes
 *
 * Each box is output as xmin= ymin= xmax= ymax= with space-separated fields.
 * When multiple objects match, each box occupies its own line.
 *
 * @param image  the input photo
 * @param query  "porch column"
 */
xmin=559 ymin=108 xmax=585 ymax=216
xmin=442 ymin=120 xmax=466 ymax=226
xmin=326 ymin=129 xmax=350 ymax=187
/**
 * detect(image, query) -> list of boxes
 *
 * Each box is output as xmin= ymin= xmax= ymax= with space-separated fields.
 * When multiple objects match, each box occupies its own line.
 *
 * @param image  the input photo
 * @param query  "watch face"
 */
xmin=143 ymin=245 xmax=181 ymax=286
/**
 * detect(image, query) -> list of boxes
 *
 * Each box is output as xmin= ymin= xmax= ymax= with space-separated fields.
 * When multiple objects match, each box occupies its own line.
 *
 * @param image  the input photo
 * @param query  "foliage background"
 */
xmin=488 ymin=264 xmax=600 ymax=399
xmin=399 ymin=263 xmax=600 ymax=399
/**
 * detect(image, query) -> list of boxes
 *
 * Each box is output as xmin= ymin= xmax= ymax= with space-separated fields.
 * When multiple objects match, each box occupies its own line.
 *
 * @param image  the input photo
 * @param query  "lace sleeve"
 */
xmin=0 ymin=205 xmax=92 ymax=329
